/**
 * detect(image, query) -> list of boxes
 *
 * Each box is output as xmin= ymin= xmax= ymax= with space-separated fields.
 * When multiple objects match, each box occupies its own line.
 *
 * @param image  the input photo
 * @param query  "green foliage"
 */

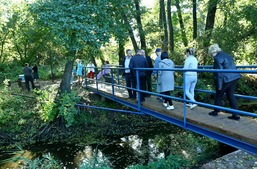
xmin=35 ymin=90 xmax=58 ymax=123
xmin=57 ymin=92 xmax=80 ymax=128
xmin=128 ymin=154 xmax=190 ymax=169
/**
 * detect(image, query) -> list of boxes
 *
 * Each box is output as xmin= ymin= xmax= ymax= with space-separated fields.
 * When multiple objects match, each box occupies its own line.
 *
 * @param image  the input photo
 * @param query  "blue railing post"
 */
xmin=136 ymin=70 xmax=141 ymax=109
xmin=183 ymin=72 xmax=187 ymax=128
xmin=96 ymin=68 xmax=99 ymax=92
xmin=111 ymin=68 xmax=115 ymax=98
xmin=117 ymin=68 xmax=120 ymax=86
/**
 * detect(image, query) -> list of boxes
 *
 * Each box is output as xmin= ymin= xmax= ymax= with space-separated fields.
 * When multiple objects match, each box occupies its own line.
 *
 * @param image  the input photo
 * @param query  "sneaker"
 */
xmin=228 ymin=115 xmax=240 ymax=121
xmin=186 ymin=104 xmax=192 ymax=107
xmin=163 ymin=102 xmax=168 ymax=107
xmin=208 ymin=111 xmax=218 ymax=117
xmin=167 ymin=105 xmax=174 ymax=110
xmin=190 ymin=104 xmax=197 ymax=109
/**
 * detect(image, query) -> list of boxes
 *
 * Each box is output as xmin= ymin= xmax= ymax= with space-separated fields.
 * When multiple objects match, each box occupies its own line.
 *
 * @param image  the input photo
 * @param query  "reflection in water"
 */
xmin=1 ymin=134 xmax=166 ymax=169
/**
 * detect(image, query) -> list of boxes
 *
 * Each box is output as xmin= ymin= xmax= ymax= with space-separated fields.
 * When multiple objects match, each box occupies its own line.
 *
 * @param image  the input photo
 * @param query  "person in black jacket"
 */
xmin=141 ymin=49 xmax=153 ymax=97
xmin=208 ymin=44 xmax=241 ymax=120
xmin=123 ymin=49 xmax=136 ymax=99
xmin=23 ymin=63 xmax=35 ymax=91
xmin=129 ymin=49 xmax=148 ymax=102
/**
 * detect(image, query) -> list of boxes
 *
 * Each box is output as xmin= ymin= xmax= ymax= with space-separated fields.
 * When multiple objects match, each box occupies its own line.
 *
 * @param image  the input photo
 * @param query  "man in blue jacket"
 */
xmin=208 ymin=44 xmax=241 ymax=120
xmin=129 ymin=49 xmax=148 ymax=102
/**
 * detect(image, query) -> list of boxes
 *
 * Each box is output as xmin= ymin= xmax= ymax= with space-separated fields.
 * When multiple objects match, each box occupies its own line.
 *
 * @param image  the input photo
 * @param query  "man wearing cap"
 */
xmin=152 ymin=48 xmax=162 ymax=76
xmin=208 ymin=44 xmax=241 ymax=120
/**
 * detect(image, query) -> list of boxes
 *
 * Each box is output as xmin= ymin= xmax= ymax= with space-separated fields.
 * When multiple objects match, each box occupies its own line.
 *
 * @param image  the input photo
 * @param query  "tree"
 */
xmin=30 ymin=0 xmax=114 ymax=94
xmin=193 ymin=0 xmax=197 ymax=39
xmin=167 ymin=0 xmax=174 ymax=52
xmin=159 ymin=0 xmax=168 ymax=51
xmin=175 ymin=0 xmax=188 ymax=47
xmin=133 ymin=0 xmax=147 ymax=50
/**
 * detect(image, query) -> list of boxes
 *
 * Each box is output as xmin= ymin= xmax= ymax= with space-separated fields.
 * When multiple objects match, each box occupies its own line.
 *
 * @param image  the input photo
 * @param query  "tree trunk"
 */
xmin=160 ymin=0 xmax=168 ymax=51
xmin=122 ymin=12 xmax=138 ymax=52
xmin=134 ymin=0 xmax=146 ymax=50
xmin=203 ymin=0 xmax=218 ymax=64
xmin=118 ymin=39 xmax=125 ymax=66
xmin=167 ymin=0 xmax=174 ymax=52
xmin=193 ymin=0 xmax=197 ymax=39
xmin=59 ymin=60 xmax=74 ymax=94
xmin=205 ymin=0 xmax=218 ymax=31
xmin=159 ymin=0 xmax=164 ymax=29
xmin=175 ymin=0 xmax=188 ymax=47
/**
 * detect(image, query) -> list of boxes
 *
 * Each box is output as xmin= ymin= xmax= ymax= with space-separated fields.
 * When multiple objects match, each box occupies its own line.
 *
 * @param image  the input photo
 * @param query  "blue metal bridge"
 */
xmin=81 ymin=65 xmax=257 ymax=155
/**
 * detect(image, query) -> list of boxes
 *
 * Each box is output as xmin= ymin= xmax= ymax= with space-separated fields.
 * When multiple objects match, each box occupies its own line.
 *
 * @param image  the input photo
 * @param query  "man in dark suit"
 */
xmin=123 ymin=49 xmax=136 ymax=99
xmin=141 ymin=49 xmax=153 ymax=97
xmin=129 ymin=49 xmax=148 ymax=102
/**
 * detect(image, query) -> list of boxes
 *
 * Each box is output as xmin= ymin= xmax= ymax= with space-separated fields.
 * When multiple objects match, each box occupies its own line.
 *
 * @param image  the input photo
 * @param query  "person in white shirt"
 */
xmin=86 ymin=60 xmax=95 ymax=80
xmin=183 ymin=48 xmax=198 ymax=109
xmin=123 ymin=49 xmax=136 ymax=99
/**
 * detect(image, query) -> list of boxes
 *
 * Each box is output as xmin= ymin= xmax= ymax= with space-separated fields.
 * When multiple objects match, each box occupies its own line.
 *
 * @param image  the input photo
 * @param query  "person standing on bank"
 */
xmin=208 ymin=44 xmax=241 ymax=120
xmin=141 ymin=49 xmax=153 ymax=97
xmin=32 ymin=64 xmax=39 ymax=82
xmin=23 ymin=63 xmax=35 ymax=91
xmin=158 ymin=52 xmax=175 ymax=110
xmin=183 ymin=48 xmax=198 ymax=109
xmin=129 ymin=49 xmax=148 ymax=103
xmin=123 ymin=49 xmax=136 ymax=99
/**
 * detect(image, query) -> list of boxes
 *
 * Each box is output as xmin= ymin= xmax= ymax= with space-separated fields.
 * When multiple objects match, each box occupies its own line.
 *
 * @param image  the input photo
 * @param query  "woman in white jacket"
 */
xmin=183 ymin=48 xmax=198 ymax=109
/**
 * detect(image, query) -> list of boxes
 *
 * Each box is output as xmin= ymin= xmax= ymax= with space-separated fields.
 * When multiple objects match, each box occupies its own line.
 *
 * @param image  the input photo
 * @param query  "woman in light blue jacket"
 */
xmin=183 ymin=48 xmax=198 ymax=109
xmin=157 ymin=52 xmax=175 ymax=110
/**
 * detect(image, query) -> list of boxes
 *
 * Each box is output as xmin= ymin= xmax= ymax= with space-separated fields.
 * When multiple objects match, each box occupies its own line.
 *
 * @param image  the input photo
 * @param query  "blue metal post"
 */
xmin=96 ymin=68 xmax=99 ymax=92
xmin=136 ymin=70 xmax=141 ymax=109
xmin=183 ymin=72 xmax=187 ymax=128
xmin=117 ymin=68 xmax=120 ymax=86
xmin=111 ymin=69 xmax=115 ymax=98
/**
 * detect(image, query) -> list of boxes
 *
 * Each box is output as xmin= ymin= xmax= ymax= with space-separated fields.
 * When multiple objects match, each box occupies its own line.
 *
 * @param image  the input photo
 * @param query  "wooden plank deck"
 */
xmin=85 ymin=81 xmax=257 ymax=146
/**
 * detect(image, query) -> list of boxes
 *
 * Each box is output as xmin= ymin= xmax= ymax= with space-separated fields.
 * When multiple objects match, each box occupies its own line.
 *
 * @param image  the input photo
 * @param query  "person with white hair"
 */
xmin=208 ymin=44 xmax=241 ymax=120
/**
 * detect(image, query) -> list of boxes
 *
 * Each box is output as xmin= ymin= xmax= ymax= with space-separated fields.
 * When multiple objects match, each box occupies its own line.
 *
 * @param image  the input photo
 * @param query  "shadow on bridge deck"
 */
xmin=85 ymin=82 xmax=257 ymax=150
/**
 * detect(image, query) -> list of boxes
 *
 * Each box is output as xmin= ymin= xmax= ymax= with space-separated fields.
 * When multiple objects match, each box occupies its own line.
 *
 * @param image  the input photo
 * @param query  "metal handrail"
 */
xmin=84 ymin=66 xmax=257 ymax=121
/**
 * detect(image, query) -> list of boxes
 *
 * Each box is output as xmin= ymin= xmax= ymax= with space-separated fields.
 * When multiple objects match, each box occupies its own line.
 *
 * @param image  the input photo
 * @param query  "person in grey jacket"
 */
xmin=208 ymin=44 xmax=241 ymax=120
xmin=23 ymin=63 xmax=35 ymax=91
xmin=183 ymin=48 xmax=198 ymax=109
xmin=157 ymin=52 xmax=175 ymax=110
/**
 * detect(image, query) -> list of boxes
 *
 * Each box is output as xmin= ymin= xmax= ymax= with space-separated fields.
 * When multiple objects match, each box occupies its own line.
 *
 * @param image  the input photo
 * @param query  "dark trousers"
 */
xmin=214 ymin=79 xmax=238 ymax=115
xmin=131 ymin=76 xmax=146 ymax=101
xmin=145 ymin=75 xmax=152 ymax=96
xmin=161 ymin=91 xmax=173 ymax=106
xmin=125 ymin=73 xmax=136 ymax=99
xmin=24 ymin=75 xmax=35 ymax=91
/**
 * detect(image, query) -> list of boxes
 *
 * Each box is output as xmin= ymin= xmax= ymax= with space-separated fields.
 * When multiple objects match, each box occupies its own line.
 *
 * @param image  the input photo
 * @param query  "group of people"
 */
xmin=22 ymin=63 xmax=39 ymax=91
xmin=71 ymin=59 xmax=111 ymax=84
xmin=123 ymin=43 xmax=241 ymax=121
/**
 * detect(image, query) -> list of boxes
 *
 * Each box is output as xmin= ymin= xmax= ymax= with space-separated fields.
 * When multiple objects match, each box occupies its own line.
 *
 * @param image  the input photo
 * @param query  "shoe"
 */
xmin=228 ymin=115 xmax=240 ymax=121
xmin=190 ymin=104 xmax=197 ymax=109
xmin=163 ymin=102 xmax=168 ymax=107
xmin=208 ymin=111 xmax=218 ymax=116
xmin=186 ymin=104 xmax=192 ymax=107
xmin=167 ymin=105 xmax=174 ymax=110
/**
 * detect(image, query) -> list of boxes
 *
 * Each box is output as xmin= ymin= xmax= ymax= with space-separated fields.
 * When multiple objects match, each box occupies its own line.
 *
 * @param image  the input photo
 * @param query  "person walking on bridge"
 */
xmin=129 ymin=49 xmax=148 ymax=103
xmin=208 ymin=44 xmax=241 ymax=120
xmin=183 ymin=48 xmax=198 ymax=109
xmin=157 ymin=52 xmax=175 ymax=110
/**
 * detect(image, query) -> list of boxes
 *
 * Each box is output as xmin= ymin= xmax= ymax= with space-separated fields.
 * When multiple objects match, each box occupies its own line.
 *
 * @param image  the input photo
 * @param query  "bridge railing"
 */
xmin=84 ymin=65 xmax=257 ymax=126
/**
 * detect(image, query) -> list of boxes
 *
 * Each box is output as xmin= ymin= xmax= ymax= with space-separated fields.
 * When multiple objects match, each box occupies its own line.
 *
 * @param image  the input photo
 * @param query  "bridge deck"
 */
xmin=85 ymin=82 xmax=257 ymax=147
